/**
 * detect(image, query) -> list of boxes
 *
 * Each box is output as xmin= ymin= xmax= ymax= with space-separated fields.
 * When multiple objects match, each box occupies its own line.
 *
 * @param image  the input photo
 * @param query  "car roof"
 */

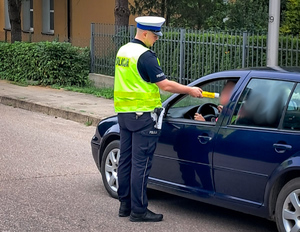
xmin=240 ymin=66 xmax=300 ymax=74
xmin=189 ymin=66 xmax=300 ymax=86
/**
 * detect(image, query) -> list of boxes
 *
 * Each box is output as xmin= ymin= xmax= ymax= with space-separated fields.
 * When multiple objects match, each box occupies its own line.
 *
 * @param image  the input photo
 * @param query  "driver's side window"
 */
xmin=167 ymin=79 xmax=236 ymax=121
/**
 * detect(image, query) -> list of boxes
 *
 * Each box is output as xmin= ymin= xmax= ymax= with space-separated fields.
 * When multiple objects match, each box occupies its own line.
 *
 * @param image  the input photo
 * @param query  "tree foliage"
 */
xmin=129 ymin=0 xmax=291 ymax=32
xmin=129 ymin=0 xmax=174 ymax=25
xmin=130 ymin=0 xmax=268 ymax=30
xmin=170 ymin=0 xmax=225 ymax=29
xmin=130 ymin=0 xmax=225 ymax=28
xmin=281 ymin=0 xmax=300 ymax=35
xmin=224 ymin=0 xmax=269 ymax=31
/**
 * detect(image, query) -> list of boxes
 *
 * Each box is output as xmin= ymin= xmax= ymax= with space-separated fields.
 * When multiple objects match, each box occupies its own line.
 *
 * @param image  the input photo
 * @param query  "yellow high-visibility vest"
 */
xmin=114 ymin=42 xmax=162 ymax=113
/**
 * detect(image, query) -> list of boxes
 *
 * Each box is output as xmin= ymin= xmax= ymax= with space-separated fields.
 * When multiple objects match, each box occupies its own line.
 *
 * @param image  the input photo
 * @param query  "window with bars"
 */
xmin=4 ymin=0 xmax=11 ymax=30
xmin=30 ymin=0 xmax=33 ymax=30
xmin=50 ymin=0 xmax=54 ymax=32
xmin=42 ymin=0 xmax=54 ymax=34
xmin=23 ymin=0 xmax=33 ymax=32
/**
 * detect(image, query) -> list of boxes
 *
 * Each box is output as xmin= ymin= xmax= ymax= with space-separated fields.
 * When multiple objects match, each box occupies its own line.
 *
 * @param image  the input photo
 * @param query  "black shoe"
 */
xmin=119 ymin=202 xmax=131 ymax=217
xmin=130 ymin=209 xmax=163 ymax=222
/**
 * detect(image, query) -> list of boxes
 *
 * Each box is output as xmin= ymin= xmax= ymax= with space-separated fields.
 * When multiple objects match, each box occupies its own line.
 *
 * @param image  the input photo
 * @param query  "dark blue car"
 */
xmin=91 ymin=67 xmax=300 ymax=232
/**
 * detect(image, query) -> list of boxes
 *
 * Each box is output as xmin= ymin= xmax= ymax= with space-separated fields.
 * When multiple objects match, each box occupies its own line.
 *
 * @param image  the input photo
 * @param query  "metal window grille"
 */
xmin=30 ymin=0 xmax=34 ymax=30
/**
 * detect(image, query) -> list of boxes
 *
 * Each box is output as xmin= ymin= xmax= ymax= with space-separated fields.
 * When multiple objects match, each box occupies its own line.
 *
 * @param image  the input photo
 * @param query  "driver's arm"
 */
xmin=156 ymin=79 xmax=203 ymax=98
xmin=194 ymin=113 xmax=205 ymax=121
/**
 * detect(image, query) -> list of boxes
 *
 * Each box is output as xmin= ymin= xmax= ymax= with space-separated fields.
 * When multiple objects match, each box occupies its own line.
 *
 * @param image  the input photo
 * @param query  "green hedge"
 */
xmin=155 ymin=31 xmax=265 ymax=83
xmin=0 ymin=41 xmax=90 ymax=86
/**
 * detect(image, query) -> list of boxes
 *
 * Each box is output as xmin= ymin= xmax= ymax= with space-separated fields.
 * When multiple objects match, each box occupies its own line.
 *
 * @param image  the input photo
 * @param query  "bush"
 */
xmin=0 ymin=41 xmax=90 ymax=86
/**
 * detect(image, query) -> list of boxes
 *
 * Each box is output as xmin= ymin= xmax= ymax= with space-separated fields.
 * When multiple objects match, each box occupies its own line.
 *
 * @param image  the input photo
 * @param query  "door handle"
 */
xmin=273 ymin=143 xmax=292 ymax=154
xmin=198 ymin=135 xmax=212 ymax=144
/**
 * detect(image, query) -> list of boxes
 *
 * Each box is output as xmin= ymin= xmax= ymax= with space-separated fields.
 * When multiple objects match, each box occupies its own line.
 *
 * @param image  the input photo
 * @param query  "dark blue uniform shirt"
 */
xmin=132 ymin=39 xmax=166 ymax=83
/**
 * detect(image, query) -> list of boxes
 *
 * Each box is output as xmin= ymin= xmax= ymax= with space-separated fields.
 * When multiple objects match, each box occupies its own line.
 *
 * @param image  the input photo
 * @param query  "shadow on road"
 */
xmin=147 ymin=189 xmax=277 ymax=231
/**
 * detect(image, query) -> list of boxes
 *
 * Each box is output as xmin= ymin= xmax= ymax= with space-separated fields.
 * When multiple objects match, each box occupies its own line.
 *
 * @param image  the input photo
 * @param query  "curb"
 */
xmin=0 ymin=96 xmax=101 ymax=126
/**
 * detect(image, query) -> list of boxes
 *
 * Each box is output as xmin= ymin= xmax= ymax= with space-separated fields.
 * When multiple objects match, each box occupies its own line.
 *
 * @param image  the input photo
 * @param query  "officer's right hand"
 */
xmin=189 ymin=87 xmax=203 ymax=98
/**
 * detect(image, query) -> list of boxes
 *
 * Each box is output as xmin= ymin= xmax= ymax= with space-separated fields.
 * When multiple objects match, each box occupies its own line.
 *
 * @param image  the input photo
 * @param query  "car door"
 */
xmin=150 ymin=78 xmax=235 ymax=194
xmin=213 ymin=77 xmax=298 ymax=207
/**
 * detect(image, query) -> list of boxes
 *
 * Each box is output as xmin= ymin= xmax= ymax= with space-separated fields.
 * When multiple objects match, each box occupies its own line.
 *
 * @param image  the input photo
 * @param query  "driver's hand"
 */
xmin=194 ymin=113 xmax=205 ymax=121
xmin=217 ymin=105 xmax=223 ymax=113
xmin=189 ymin=87 xmax=203 ymax=98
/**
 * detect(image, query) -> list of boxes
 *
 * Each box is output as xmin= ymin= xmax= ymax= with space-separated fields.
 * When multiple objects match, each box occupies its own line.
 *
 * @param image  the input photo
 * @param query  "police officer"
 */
xmin=114 ymin=16 xmax=203 ymax=222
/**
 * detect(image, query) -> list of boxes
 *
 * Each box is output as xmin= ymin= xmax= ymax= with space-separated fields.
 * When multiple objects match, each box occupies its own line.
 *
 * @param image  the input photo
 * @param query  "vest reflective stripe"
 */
xmin=114 ymin=99 xmax=161 ymax=108
xmin=114 ymin=91 xmax=160 ymax=99
xmin=114 ymin=42 xmax=162 ymax=113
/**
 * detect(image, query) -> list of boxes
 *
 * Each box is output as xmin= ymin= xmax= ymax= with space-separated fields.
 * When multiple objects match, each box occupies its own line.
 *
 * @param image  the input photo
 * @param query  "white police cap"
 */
xmin=135 ymin=16 xmax=166 ymax=36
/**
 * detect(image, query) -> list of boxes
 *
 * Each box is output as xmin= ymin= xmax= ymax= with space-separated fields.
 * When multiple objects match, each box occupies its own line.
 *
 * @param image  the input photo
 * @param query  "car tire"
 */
xmin=275 ymin=178 xmax=300 ymax=232
xmin=100 ymin=140 xmax=120 ymax=199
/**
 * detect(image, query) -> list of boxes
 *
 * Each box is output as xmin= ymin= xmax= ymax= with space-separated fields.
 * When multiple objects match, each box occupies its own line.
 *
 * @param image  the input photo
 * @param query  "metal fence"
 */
xmin=90 ymin=23 xmax=300 ymax=84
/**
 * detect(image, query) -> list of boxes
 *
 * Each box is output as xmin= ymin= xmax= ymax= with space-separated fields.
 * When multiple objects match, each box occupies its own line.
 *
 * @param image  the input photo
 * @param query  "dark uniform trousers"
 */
xmin=117 ymin=112 xmax=160 ymax=214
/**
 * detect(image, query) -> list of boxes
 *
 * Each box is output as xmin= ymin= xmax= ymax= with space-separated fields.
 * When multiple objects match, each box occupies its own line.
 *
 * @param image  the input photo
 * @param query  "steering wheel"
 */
xmin=196 ymin=103 xmax=219 ymax=122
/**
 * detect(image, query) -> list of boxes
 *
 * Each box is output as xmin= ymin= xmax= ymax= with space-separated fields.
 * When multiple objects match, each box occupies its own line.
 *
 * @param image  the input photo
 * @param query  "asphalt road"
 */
xmin=0 ymin=104 xmax=278 ymax=232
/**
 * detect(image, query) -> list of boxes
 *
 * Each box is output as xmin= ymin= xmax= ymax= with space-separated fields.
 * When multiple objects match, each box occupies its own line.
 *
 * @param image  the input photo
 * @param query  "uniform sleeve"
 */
xmin=137 ymin=50 xmax=166 ymax=83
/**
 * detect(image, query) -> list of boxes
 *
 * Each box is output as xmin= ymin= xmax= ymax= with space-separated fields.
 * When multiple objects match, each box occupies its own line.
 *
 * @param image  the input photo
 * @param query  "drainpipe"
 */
xmin=67 ymin=0 xmax=71 ymax=42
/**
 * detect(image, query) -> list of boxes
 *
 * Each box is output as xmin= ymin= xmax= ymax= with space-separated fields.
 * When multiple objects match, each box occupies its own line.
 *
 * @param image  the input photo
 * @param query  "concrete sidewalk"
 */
xmin=0 ymin=80 xmax=115 ymax=126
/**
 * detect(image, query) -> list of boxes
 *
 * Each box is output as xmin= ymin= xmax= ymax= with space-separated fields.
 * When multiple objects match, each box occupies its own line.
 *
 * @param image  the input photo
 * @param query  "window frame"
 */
xmin=49 ymin=0 xmax=54 ymax=32
xmin=281 ymin=83 xmax=300 ymax=132
xmin=22 ymin=0 xmax=34 ymax=32
xmin=30 ymin=0 xmax=33 ymax=30
xmin=42 ymin=0 xmax=54 ymax=34
xmin=4 ymin=0 xmax=11 ymax=30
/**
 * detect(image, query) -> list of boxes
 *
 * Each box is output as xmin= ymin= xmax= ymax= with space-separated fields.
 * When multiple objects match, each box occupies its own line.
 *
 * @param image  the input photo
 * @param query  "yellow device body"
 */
xmin=202 ymin=91 xmax=220 ymax=98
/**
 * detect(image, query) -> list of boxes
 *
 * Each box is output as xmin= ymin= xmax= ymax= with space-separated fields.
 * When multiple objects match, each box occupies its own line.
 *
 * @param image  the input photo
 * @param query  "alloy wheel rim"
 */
xmin=282 ymin=189 xmax=300 ymax=232
xmin=104 ymin=148 xmax=119 ymax=193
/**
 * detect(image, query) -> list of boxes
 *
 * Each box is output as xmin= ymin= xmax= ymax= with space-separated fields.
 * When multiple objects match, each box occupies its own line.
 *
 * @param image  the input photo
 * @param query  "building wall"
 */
xmin=0 ymin=0 xmax=136 ymax=46
xmin=22 ymin=0 xmax=68 ymax=43
xmin=55 ymin=1 xmax=67 ymax=40
xmin=70 ymin=0 xmax=136 ymax=47
xmin=0 ymin=0 xmax=6 ymax=41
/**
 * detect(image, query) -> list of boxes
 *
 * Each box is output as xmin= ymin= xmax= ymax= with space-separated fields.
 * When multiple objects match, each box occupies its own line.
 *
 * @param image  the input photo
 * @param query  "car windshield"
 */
xmin=160 ymin=90 xmax=173 ymax=102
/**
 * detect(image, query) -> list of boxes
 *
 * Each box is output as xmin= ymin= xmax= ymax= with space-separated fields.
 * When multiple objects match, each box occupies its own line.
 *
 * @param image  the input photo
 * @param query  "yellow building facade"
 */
xmin=0 ymin=0 xmax=135 ymax=47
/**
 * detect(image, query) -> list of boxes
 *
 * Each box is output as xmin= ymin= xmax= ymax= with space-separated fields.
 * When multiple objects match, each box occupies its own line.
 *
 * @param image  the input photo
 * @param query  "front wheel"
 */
xmin=275 ymin=178 xmax=300 ymax=232
xmin=100 ymin=140 xmax=120 ymax=199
